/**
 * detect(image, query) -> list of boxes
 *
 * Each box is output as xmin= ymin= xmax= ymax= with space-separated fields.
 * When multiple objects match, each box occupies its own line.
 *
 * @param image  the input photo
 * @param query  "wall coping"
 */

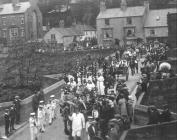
xmin=0 ymin=80 xmax=65 ymax=108
xmin=43 ymin=74 xmax=63 ymax=80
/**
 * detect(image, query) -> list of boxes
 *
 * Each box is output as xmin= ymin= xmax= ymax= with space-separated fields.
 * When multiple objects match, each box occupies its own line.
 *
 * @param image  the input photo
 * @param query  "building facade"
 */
xmin=96 ymin=0 xmax=149 ymax=46
xmin=144 ymin=8 xmax=176 ymax=43
xmin=73 ymin=24 xmax=96 ymax=41
xmin=96 ymin=0 xmax=177 ymax=46
xmin=43 ymin=27 xmax=82 ymax=50
xmin=0 ymin=0 xmax=43 ymax=44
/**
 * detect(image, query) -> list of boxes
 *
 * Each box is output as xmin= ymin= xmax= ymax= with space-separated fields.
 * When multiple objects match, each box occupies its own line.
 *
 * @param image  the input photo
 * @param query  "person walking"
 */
xmin=69 ymin=106 xmax=85 ymax=140
xmin=29 ymin=112 xmax=38 ymax=140
xmin=37 ymin=105 xmax=45 ymax=133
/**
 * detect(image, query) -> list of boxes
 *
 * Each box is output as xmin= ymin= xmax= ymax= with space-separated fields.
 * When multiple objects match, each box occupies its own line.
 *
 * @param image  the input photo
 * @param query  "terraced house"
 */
xmin=97 ymin=0 xmax=177 ymax=46
xmin=0 ymin=0 xmax=43 ymax=44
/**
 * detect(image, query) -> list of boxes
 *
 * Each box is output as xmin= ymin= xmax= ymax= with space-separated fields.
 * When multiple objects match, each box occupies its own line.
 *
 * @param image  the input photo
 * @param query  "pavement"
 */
xmin=0 ymin=58 xmax=143 ymax=140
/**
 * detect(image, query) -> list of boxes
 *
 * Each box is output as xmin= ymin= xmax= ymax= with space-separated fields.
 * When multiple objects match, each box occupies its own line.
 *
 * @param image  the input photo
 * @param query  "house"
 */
xmin=73 ymin=24 xmax=96 ymax=41
xmin=144 ymin=8 xmax=177 ymax=43
xmin=96 ymin=0 xmax=149 ymax=46
xmin=43 ymin=27 xmax=82 ymax=50
xmin=0 ymin=0 xmax=43 ymax=44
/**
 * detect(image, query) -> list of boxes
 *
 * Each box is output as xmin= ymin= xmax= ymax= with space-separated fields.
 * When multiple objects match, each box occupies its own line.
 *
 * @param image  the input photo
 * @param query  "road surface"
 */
xmin=10 ymin=60 xmax=142 ymax=140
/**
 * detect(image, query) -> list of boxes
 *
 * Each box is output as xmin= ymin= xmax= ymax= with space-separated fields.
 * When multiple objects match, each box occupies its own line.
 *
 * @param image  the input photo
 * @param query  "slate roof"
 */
xmin=97 ymin=6 xmax=146 ymax=19
xmin=0 ymin=2 xmax=30 ymax=15
xmin=144 ymin=8 xmax=177 ymax=27
xmin=53 ymin=27 xmax=82 ymax=37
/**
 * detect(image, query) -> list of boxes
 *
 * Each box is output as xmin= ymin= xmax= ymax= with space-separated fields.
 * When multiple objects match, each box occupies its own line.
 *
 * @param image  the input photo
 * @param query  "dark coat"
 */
xmin=4 ymin=113 xmax=10 ymax=125
xmin=88 ymin=124 xmax=98 ymax=139
xmin=9 ymin=108 xmax=16 ymax=119
xmin=13 ymin=99 xmax=21 ymax=111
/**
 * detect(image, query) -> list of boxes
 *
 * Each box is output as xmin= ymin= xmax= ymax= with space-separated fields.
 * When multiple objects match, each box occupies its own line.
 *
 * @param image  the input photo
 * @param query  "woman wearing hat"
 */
xmin=96 ymin=73 xmax=105 ymax=95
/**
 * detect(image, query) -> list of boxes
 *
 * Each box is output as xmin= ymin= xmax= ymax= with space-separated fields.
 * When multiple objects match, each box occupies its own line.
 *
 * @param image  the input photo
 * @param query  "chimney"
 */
xmin=12 ymin=0 xmax=19 ymax=6
xmin=121 ymin=0 xmax=127 ymax=11
xmin=100 ymin=1 xmax=106 ymax=12
xmin=144 ymin=0 xmax=149 ymax=12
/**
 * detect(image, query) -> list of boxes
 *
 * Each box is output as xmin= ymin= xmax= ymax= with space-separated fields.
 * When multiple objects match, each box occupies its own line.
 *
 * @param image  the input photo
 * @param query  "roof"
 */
xmin=0 ymin=2 xmax=31 ymax=15
xmin=145 ymin=8 xmax=177 ymax=27
xmin=52 ymin=27 xmax=82 ymax=37
xmin=97 ymin=6 xmax=146 ymax=19
xmin=73 ymin=24 xmax=96 ymax=32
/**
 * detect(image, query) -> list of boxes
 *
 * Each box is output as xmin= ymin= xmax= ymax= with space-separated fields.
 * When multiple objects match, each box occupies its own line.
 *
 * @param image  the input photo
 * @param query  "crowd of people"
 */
xmin=2 ymin=40 xmax=175 ymax=140
xmin=29 ymin=94 xmax=59 ymax=140
xmin=58 ymin=48 xmax=141 ymax=140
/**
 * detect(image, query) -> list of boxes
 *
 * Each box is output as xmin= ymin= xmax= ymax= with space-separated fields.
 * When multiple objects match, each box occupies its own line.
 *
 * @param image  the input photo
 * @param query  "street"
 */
xmin=10 ymin=65 xmax=141 ymax=140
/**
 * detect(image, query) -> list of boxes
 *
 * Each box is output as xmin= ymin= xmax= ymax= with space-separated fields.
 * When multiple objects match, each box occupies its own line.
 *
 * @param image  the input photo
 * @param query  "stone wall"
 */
xmin=0 ymin=80 xmax=65 ymax=126
xmin=141 ymin=77 xmax=177 ymax=113
xmin=125 ymin=120 xmax=177 ymax=140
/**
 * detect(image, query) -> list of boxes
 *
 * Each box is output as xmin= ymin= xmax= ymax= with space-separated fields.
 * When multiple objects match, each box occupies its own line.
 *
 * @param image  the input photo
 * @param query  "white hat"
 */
xmin=39 ymin=105 xmax=43 ymax=108
xmin=39 ymin=100 xmax=44 ymax=103
xmin=50 ymin=95 xmax=55 ymax=98
xmin=88 ymin=116 xmax=94 ymax=119
xmin=30 ymin=112 xmax=35 ymax=116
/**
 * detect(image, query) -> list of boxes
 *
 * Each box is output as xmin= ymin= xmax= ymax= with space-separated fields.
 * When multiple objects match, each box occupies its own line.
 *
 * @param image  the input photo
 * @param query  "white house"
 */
xmin=96 ymin=0 xmax=149 ymax=46
xmin=43 ymin=27 xmax=82 ymax=50
xmin=73 ymin=24 xmax=96 ymax=41
xmin=144 ymin=8 xmax=177 ymax=43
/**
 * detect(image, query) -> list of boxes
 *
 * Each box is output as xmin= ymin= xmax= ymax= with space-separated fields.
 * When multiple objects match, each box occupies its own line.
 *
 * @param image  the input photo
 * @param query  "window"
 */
xmin=51 ymin=34 xmax=56 ymax=41
xmin=125 ymin=28 xmax=135 ymax=37
xmin=2 ymin=17 xmax=6 ymax=25
xmin=127 ymin=30 xmax=132 ymax=36
xmin=103 ymin=28 xmax=113 ymax=39
xmin=105 ymin=19 xmax=110 ymax=25
xmin=126 ymin=17 xmax=132 ymax=25
xmin=21 ymin=29 xmax=25 ymax=37
xmin=150 ymin=29 xmax=155 ymax=35
xmin=21 ymin=17 xmax=24 ymax=24
xmin=11 ymin=16 xmax=15 ymax=25
xmin=2 ymin=30 xmax=6 ymax=38
xmin=10 ymin=28 xmax=18 ymax=40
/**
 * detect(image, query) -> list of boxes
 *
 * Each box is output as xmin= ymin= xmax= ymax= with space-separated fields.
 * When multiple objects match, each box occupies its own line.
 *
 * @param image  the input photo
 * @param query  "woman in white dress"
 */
xmin=96 ymin=72 xmax=105 ymax=95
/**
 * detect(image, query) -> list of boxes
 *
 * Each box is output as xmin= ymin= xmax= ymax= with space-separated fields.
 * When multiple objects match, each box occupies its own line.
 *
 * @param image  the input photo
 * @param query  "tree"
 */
xmin=3 ymin=40 xmax=44 ymax=87
xmin=149 ymin=0 xmax=169 ymax=9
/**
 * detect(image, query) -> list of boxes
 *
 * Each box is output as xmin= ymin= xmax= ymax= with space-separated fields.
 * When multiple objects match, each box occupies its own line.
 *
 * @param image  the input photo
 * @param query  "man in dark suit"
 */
xmin=13 ymin=96 xmax=21 ymax=124
xmin=4 ymin=109 xmax=10 ymax=138
xmin=88 ymin=121 xmax=98 ymax=140
xmin=9 ymin=105 xmax=16 ymax=132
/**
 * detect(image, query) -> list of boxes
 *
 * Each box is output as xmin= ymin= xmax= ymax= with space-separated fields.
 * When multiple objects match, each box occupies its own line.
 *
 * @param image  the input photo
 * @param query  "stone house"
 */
xmin=0 ymin=0 xmax=43 ymax=44
xmin=43 ymin=27 xmax=82 ymax=50
xmin=96 ymin=0 xmax=149 ymax=46
xmin=144 ymin=8 xmax=177 ymax=43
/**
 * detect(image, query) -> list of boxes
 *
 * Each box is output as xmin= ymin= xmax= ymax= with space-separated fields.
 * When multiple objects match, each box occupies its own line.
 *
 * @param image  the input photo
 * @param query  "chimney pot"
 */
xmin=100 ymin=1 xmax=106 ymax=12
xmin=121 ymin=0 xmax=127 ymax=11
xmin=12 ymin=0 xmax=19 ymax=6
xmin=144 ymin=0 xmax=149 ymax=12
